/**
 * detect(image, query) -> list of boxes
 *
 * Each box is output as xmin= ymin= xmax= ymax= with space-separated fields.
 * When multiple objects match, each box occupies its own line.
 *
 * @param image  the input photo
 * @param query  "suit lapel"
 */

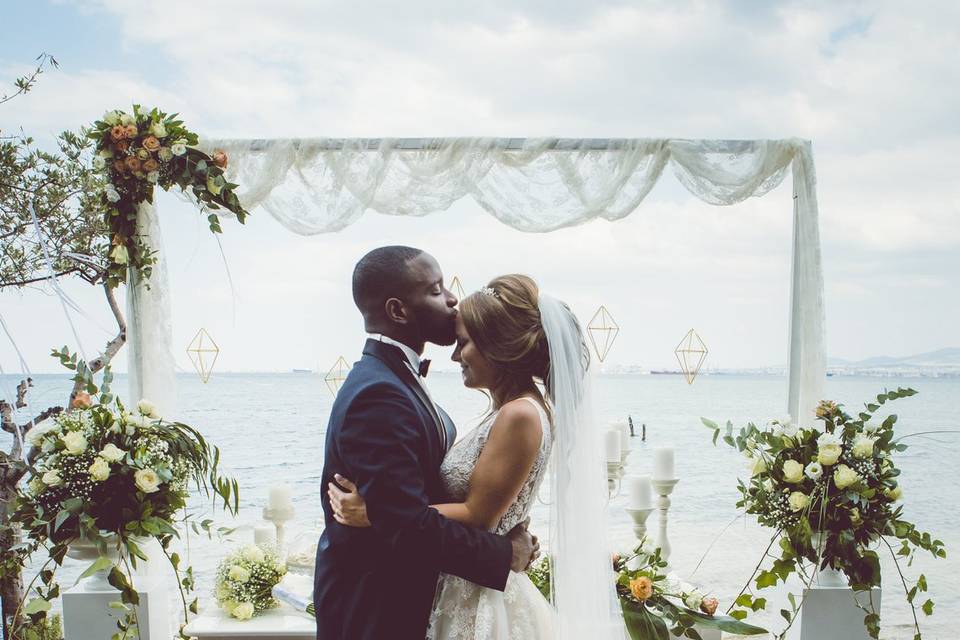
xmin=363 ymin=339 xmax=447 ymax=454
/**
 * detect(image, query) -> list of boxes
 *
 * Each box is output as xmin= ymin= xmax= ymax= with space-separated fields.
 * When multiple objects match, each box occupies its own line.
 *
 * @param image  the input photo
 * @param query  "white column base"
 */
xmin=62 ymin=575 xmax=171 ymax=640
xmin=791 ymin=586 xmax=881 ymax=640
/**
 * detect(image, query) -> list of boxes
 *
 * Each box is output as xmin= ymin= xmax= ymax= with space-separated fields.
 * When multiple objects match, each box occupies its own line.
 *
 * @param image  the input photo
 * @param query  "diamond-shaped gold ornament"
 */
xmin=587 ymin=305 xmax=619 ymax=363
xmin=674 ymin=328 xmax=708 ymax=385
xmin=186 ymin=328 xmax=219 ymax=384
xmin=324 ymin=356 xmax=352 ymax=396
xmin=449 ymin=276 xmax=466 ymax=302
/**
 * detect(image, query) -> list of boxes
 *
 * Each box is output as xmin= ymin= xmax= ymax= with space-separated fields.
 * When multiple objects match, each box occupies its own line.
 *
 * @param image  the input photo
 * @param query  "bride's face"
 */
xmin=452 ymin=315 xmax=496 ymax=390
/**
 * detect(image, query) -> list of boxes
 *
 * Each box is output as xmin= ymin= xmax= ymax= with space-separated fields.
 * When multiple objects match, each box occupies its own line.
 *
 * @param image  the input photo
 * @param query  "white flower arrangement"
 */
xmin=214 ymin=545 xmax=287 ymax=620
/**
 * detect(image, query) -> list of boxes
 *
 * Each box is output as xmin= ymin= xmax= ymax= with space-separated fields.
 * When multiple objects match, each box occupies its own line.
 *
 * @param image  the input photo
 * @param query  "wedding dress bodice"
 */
xmin=439 ymin=397 xmax=552 ymax=534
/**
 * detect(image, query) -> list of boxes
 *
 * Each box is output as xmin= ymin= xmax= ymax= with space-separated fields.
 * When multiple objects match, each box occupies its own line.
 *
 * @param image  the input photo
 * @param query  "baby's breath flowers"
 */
xmin=215 ymin=545 xmax=287 ymax=620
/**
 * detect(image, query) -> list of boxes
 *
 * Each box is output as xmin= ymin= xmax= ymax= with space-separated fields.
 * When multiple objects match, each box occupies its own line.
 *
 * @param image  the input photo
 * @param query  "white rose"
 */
xmin=884 ymin=484 xmax=903 ymax=501
xmin=228 ymin=565 xmax=251 ymax=583
xmin=788 ymin=491 xmax=810 ymax=512
xmin=42 ymin=470 xmax=63 ymax=487
xmin=146 ymin=171 xmax=160 ymax=183
xmin=149 ymin=121 xmax=167 ymax=138
xmin=89 ymin=457 xmax=111 ymax=482
xmin=119 ymin=112 xmax=135 ymax=126
xmin=62 ymin=431 xmax=88 ymax=455
xmin=137 ymin=399 xmax=160 ymax=419
xmin=817 ymin=444 xmax=842 ymax=466
xmin=41 ymin=438 xmax=57 ymax=453
xmin=99 ymin=443 xmax=126 ymax=463
xmin=833 ymin=464 xmax=861 ymax=490
xmin=103 ymin=110 xmax=121 ymax=125
xmin=749 ymin=455 xmax=767 ymax=477
xmin=782 ymin=459 xmax=804 ymax=483
xmin=684 ymin=589 xmax=705 ymax=610
xmin=171 ymin=143 xmax=187 ymax=156
xmin=134 ymin=468 xmax=161 ymax=493
xmin=241 ymin=545 xmax=266 ymax=564
xmin=26 ymin=420 xmax=57 ymax=447
xmin=817 ymin=432 xmax=843 ymax=447
xmin=863 ymin=421 xmax=881 ymax=434
xmin=804 ymin=461 xmax=824 ymax=481
xmin=105 ymin=186 xmax=121 ymax=203
xmin=852 ymin=435 xmax=876 ymax=459
xmin=231 ymin=601 xmax=254 ymax=621
xmin=158 ymin=147 xmax=173 ymax=162
xmin=28 ymin=477 xmax=45 ymax=495
xmin=92 ymin=156 xmax=106 ymax=170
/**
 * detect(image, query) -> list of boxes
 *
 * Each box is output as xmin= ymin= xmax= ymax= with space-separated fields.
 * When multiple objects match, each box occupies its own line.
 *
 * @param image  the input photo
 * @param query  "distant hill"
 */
xmin=828 ymin=347 xmax=960 ymax=372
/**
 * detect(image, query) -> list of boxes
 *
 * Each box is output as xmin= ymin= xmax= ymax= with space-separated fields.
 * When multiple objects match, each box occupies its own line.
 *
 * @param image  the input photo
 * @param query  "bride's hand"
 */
xmin=328 ymin=474 xmax=371 ymax=527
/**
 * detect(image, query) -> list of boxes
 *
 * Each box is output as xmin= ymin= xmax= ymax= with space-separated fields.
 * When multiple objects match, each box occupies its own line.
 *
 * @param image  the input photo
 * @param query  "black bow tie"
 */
xmin=418 ymin=359 xmax=431 ymax=378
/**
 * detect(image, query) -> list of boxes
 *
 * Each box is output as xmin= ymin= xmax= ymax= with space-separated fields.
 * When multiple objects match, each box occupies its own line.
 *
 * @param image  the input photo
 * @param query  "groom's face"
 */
xmin=401 ymin=253 xmax=459 ymax=346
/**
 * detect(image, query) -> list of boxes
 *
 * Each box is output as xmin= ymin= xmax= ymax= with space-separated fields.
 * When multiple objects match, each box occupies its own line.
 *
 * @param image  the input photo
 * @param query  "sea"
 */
xmin=2 ymin=372 xmax=958 ymax=639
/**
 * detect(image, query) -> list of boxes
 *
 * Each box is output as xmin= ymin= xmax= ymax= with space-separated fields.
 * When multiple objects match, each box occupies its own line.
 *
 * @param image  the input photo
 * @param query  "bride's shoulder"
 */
xmin=489 ymin=398 xmax=545 ymax=442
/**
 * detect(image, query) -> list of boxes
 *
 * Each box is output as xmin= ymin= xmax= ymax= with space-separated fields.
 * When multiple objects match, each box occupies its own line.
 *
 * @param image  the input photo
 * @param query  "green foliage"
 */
xmin=19 ymin=613 xmax=62 ymax=640
xmin=702 ymin=388 xmax=946 ymax=639
xmin=525 ymin=555 xmax=552 ymax=602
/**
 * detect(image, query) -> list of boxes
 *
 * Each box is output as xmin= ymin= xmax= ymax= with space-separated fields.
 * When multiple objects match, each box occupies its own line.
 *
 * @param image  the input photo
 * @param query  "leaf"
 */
xmin=622 ymin=601 xmax=670 ymax=640
xmin=23 ymin=597 xmax=51 ymax=615
xmin=756 ymin=570 xmax=779 ymax=589
xmin=76 ymin=556 xmax=114 ymax=585
xmin=681 ymin=610 xmax=767 ymax=635
xmin=922 ymin=599 xmax=934 ymax=616
xmin=54 ymin=509 xmax=71 ymax=532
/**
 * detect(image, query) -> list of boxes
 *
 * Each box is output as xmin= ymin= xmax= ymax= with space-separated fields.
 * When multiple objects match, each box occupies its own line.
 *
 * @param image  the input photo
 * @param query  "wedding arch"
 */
xmin=132 ymin=137 xmax=825 ymax=423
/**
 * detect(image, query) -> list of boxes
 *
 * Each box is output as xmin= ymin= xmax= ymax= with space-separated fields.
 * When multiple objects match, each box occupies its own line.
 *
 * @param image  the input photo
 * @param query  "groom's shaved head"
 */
xmin=352 ymin=245 xmax=425 ymax=317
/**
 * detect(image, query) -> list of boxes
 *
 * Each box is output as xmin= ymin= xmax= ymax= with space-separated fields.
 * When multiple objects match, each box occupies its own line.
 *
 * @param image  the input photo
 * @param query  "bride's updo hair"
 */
xmin=459 ymin=274 xmax=553 ymax=401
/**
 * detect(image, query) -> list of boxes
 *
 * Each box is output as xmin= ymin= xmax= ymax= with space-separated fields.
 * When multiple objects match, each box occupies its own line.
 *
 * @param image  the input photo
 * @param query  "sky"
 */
xmin=1 ymin=0 xmax=958 ymax=375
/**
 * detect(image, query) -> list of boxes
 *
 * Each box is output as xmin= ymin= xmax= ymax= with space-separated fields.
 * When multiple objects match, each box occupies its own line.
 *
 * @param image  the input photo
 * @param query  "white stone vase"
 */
xmin=810 ymin=532 xmax=848 ymax=588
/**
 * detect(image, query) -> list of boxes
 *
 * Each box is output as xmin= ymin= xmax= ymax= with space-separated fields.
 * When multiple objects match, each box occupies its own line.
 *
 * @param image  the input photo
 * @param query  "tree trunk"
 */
xmin=1 ymin=471 xmax=26 ymax=639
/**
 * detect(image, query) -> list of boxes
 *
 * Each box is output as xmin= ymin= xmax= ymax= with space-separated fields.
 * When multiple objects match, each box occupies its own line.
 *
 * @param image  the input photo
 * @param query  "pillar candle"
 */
xmin=604 ymin=429 xmax=622 ymax=463
xmin=627 ymin=475 xmax=652 ymax=510
xmin=653 ymin=447 xmax=675 ymax=480
xmin=269 ymin=484 xmax=293 ymax=511
xmin=615 ymin=421 xmax=631 ymax=453
xmin=254 ymin=525 xmax=275 ymax=545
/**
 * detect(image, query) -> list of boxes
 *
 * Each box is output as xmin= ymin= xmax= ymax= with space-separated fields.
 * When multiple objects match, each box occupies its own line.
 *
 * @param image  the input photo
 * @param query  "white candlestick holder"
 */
xmin=651 ymin=478 xmax=679 ymax=565
xmin=625 ymin=507 xmax=655 ymax=542
xmin=263 ymin=505 xmax=295 ymax=551
xmin=607 ymin=461 xmax=625 ymax=500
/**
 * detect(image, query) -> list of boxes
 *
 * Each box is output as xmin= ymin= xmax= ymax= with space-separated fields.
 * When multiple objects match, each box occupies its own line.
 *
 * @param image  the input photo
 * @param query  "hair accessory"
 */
xmin=478 ymin=286 xmax=500 ymax=299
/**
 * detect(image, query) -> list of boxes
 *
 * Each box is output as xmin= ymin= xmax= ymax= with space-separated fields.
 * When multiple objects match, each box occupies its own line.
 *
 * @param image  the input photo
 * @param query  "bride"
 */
xmin=329 ymin=274 xmax=622 ymax=639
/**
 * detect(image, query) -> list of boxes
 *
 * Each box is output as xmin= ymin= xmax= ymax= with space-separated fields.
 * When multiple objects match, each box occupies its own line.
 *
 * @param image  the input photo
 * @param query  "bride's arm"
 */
xmin=329 ymin=399 xmax=543 ymax=530
xmin=433 ymin=400 xmax=543 ymax=529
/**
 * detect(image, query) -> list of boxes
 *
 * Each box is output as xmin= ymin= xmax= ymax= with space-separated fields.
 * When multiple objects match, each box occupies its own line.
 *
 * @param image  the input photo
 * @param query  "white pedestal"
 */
xmin=791 ymin=586 xmax=881 ymax=640
xmin=62 ymin=575 xmax=171 ymax=640
xmin=692 ymin=624 xmax=721 ymax=640
xmin=183 ymin=603 xmax=316 ymax=640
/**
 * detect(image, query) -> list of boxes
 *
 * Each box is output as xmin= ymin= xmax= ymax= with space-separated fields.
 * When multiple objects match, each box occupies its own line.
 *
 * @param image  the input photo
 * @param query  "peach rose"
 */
xmin=123 ymin=124 xmax=138 ymax=139
xmin=143 ymin=158 xmax=159 ymax=172
xmin=124 ymin=156 xmax=141 ymax=172
xmin=611 ymin=553 xmax=622 ymax=569
xmin=110 ymin=125 xmax=126 ymax=142
xmin=142 ymin=135 xmax=161 ymax=152
xmin=700 ymin=596 xmax=719 ymax=616
xmin=815 ymin=400 xmax=839 ymax=419
xmin=629 ymin=576 xmax=653 ymax=601
xmin=113 ymin=159 xmax=127 ymax=173
xmin=212 ymin=150 xmax=228 ymax=168
xmin=71 ymin=391 xmax=92 ymax=409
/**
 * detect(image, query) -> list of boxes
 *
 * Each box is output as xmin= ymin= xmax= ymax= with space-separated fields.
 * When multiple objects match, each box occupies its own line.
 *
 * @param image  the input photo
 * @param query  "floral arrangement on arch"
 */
xmin=4 ymin=349 xmax=239 ymax=637
xmin=214 ymin=544 xmax=287 ymax=620
xmin=702 ymin=388 xmax=946 ymax=639
xmin=88 ymin=105 xmax=248 ymax=287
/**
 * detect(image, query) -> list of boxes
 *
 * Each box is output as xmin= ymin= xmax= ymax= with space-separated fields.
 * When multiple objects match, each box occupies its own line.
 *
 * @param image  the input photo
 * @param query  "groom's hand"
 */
xmin=507 ymin=517 xmax=539 ymax=572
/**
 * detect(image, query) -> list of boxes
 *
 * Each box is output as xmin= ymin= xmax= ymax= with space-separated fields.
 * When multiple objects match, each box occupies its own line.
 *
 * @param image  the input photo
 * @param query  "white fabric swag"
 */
xmin=138 ymin=138 xmax=825 ymax=422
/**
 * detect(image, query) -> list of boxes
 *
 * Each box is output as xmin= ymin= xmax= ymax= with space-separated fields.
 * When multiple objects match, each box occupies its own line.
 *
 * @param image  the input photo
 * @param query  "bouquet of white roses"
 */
xmin=703 ymin=387 xmax=946 ymax=639
xmin=214 ymin=544 xmax=287 ymax=620
xmin=3 ymin=352 xmax=239 ymax=638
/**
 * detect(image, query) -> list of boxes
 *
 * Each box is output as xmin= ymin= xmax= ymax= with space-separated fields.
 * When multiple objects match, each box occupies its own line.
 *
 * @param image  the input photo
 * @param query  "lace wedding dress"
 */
xmin=427 ymin=397 xmax=556 ymax=639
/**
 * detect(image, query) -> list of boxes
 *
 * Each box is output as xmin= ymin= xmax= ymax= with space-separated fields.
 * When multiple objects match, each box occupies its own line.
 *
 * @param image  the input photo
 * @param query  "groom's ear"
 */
xmin=384 ymin=297 xmax=410 ymax=325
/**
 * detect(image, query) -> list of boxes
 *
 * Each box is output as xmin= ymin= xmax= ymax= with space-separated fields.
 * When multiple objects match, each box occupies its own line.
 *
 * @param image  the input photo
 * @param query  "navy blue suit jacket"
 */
xmin=313 ymin=339 xmax=512 ymax=640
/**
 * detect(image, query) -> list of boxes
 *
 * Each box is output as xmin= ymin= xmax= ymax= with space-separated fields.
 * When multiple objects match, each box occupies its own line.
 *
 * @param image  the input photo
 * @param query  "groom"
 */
xmin=313 ymin=246 xmax=538 ymax=640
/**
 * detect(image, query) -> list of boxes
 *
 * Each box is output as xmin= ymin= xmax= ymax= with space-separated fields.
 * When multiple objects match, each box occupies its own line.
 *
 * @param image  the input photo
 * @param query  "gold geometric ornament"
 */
xmin=449 ymin=276 xmax=466 ymax=302
xmin=587 ymin=305 xmax=619 ymax=363
xmin=674 ymin=328 xmax=708 ymax=385
xmin=324 ymin=356 xmax=352 ymax=397
xmin=186 ymin=328 xmax=220 ymax=384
